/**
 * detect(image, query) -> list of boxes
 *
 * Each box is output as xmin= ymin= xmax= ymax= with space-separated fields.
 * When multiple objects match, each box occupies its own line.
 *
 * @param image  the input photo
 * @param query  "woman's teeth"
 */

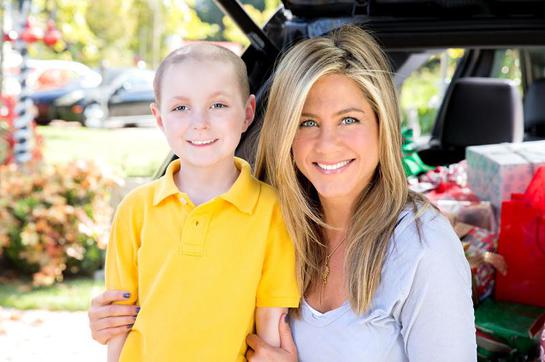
xmin=316 ymin=160 xmax=351 ymax=170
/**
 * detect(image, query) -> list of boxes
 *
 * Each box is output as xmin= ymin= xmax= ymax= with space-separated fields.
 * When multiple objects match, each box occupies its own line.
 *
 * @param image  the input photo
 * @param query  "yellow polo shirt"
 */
xmin=105 ymin=157 xmax=300 ymax=362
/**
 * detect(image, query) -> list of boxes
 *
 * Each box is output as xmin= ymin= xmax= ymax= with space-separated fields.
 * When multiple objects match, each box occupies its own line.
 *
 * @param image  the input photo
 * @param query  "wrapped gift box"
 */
xmin=466 ymin=141 xmax=545 ymax=213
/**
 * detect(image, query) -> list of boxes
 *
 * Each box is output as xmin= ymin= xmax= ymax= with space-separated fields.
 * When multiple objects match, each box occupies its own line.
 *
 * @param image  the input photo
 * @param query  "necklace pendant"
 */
xmin=321 ymin=265 xmax=330 ymax=285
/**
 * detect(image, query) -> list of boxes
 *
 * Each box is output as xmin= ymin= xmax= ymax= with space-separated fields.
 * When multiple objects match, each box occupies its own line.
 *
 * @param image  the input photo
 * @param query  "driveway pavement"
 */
xmin=0 ymin=308 xmax=105 ymax=362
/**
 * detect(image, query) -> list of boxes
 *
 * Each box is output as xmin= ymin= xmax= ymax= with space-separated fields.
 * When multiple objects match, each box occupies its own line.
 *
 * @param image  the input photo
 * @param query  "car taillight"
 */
xmin=71 ymin=104 xmax=83 ymax=114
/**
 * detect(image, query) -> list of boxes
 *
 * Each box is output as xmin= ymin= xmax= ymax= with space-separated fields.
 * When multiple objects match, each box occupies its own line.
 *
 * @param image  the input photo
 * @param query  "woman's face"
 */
xmin=292 ymin=73 xmax=379 ymax=206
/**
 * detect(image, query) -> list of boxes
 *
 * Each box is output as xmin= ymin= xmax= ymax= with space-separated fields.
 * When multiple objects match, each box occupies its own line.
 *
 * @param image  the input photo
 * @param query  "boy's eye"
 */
xmin=211 ymin=103 xmax=227 ymax=109
xmin=300 ymin=119 xmax=318 ymax=128
xmin=172 ymin=105 xmax=188 ymax=112
xmin=341 ymin=117 xmax=359 ymax=125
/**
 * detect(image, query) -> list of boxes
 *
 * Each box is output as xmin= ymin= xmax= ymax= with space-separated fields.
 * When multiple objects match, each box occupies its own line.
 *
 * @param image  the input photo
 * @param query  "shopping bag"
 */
xmin=495 ymin=167 xmax=545 ymax=307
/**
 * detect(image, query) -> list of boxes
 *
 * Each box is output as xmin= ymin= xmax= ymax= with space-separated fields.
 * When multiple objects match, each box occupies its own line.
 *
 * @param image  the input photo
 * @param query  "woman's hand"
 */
xmin=88 ymin=290 xmax=139 ymax=344
xmin=246 ymin=313 xmax=298 ymax=362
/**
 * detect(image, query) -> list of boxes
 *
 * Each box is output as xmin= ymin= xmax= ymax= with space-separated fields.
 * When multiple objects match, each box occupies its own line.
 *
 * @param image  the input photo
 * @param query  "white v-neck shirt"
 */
xmin=290 ymin=208 xmax=477 ymax=362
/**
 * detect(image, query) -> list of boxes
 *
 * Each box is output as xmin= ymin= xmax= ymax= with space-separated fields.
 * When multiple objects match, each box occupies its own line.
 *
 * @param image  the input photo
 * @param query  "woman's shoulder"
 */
xmin=390 ymin=204 xmax=461 ymax=258
xmin=376 ymin=205 xmax=470 ymax=315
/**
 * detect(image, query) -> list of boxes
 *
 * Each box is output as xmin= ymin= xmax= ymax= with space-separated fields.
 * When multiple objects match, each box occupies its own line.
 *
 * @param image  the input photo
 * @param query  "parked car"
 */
xmin=27 ymin=60 xmax=102 ymax=125
xmin=54 ymin=68 xmax=155 ymax=128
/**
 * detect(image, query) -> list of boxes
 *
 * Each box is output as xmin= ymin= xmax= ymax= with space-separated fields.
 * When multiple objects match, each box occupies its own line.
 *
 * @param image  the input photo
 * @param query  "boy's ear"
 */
xmin=150 ymin=103 xmax=164 ymax=130
xmin=242 ymin=94 xmax=256 ymax=132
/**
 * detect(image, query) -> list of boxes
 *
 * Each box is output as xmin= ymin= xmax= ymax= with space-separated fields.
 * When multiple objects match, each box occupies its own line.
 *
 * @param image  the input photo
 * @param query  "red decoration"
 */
xmin=20 ymin=20 xmax=42 ymax=44
xmin=2 ymin=30 xmax=18 ymax=42
xmin=43 ymin=19 xmax=61 ymax=47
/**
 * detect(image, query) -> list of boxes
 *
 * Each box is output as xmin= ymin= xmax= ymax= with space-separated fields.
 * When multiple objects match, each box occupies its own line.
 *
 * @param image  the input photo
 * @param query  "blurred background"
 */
xmin=0 ymin=0 xmax=522 ymax=361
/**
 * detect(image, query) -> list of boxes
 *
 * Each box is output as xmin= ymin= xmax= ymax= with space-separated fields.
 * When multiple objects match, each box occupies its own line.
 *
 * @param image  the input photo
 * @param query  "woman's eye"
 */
xmin=211 ymin=103 xmax=227 ymax=109
xmin=173 ymin=105 xmax=188 ymax=112
xmin=341 ymin=117 xmax=359 ymax=125
xmin=300 ymin=120 xmax=318 ymax=128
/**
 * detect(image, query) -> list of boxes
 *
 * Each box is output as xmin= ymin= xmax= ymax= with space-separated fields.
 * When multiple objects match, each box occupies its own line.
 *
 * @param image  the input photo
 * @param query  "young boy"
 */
xmin=106 ymin=44 xmax=300 ymax=362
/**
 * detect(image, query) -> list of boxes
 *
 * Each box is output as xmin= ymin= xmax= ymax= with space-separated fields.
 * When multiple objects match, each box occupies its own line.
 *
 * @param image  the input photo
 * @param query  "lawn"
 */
xmin=37 ymin=124 xmax=170 ymax=178
xmin=0 ymin=277 xmax=104 ymax=311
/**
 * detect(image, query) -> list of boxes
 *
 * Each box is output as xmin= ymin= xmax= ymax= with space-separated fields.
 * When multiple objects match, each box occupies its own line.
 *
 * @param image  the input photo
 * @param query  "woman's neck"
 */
xmin=320 ymin=197 xmax=352 ymax=245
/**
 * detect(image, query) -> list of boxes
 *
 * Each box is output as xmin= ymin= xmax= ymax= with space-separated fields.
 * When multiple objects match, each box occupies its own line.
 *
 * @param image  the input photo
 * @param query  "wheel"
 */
xmin=82 ymin=103 xmax=106 ymax=128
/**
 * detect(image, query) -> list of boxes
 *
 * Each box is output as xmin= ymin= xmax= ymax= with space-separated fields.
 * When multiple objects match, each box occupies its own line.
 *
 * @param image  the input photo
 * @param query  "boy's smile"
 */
xmin=151 ymin=58 xmax=255 ymax=174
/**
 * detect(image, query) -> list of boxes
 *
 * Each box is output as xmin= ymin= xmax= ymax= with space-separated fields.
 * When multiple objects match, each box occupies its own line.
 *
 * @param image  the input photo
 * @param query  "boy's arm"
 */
xmin=107 ymin=334 xmax=128 ymax=362
xmin=255 ymin=307 xmax=288 ymax=348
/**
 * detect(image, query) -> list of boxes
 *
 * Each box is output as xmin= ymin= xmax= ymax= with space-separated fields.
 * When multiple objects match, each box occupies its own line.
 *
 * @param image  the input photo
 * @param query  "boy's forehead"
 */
xmin=166 ymin=58 xmax=236 ymax=78
xmin=162 ymin=60 xmax=243 ymax=96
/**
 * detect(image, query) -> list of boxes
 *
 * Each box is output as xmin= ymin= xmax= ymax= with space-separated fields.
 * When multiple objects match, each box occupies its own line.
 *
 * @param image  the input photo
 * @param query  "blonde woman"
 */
xmin=88 ymin=26 xmax=476 ymax=361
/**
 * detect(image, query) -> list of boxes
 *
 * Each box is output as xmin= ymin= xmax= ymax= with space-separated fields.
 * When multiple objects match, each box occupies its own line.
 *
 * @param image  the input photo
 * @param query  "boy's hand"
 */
xmin=88 ymin=290 xmax=139 ymax=344
xmin=246 ymin=313 xmax=298 ymax=362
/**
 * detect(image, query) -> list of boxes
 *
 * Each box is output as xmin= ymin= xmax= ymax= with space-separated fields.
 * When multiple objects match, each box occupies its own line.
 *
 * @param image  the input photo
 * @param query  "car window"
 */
xmin=491 ymin=49 xmax=522 ymax=91
xmin=399 ymin=49 xmax=465 ymax=138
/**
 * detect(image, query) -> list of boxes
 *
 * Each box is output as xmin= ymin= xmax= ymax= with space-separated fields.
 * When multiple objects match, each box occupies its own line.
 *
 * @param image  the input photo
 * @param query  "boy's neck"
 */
xmin=174 ymin=158 xmax=239 ymax=206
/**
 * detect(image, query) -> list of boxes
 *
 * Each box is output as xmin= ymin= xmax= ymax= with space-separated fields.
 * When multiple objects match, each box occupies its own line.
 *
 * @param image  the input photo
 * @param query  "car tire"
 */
xmin=82 ymin=103 xmax=105 ymax=128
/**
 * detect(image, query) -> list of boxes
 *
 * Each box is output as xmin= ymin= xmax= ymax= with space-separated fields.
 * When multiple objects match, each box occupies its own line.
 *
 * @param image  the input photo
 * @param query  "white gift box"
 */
xmin=466 ymin=141 xmax=545 ymax=212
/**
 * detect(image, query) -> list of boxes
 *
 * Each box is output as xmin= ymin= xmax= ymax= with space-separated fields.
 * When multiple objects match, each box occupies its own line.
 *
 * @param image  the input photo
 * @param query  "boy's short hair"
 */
xmin=153 ymin=43 xmax=250 ymax=107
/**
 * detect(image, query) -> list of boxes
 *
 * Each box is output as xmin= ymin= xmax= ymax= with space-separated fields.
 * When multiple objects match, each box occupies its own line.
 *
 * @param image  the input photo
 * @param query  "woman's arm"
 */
xmin=400 ymin=215 xmax=477 ymax=361
xmin=88 ymin=290 xmax=139 ymax=344
xmin=246 ymin=313 xmax=298 ymax=362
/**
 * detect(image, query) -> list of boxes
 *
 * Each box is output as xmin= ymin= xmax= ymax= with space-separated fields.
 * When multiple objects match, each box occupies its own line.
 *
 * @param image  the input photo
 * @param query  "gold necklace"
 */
xmin=321 ymin=239 xmax=345 ymax=286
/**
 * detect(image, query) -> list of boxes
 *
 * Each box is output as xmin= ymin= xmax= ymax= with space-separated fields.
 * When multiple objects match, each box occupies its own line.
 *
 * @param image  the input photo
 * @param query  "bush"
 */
xmin=0 ymin=160 xmax=122 ymax=286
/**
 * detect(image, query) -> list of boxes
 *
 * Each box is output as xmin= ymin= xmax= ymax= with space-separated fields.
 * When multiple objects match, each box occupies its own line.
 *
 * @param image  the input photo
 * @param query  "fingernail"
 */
xmin=136 ymin=307 xmax=141 ymax=313
xmin=123 ymin=293 xmax=131 ymax=299
xmin=127 ymin=324 xmax=134 ymax=329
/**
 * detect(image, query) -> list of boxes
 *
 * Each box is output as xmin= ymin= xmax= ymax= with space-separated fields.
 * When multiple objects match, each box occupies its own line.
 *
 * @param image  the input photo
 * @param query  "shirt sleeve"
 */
xmin=399 ymin=215 xmax=477 ymax=362
xmin=256 ymin=204 xmax=301 ymax=308
xmin=104 ymin=195 xmax=141 ymax=306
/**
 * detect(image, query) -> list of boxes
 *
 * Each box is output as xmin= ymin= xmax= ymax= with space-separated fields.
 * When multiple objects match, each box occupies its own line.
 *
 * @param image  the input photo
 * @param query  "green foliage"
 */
xmin=21 ymin=0 xmax=280 ymax=67
xmin=0 ymin=276 xmax=103 ymax=311
xmin=37 ymin=125 xmax=169 ymax=178
xmin=0 ymin=160 xmax=120 ymax=286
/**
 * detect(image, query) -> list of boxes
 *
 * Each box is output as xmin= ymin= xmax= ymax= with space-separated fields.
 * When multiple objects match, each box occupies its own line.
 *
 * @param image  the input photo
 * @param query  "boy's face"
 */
xmin=151 ymin=59 xmax=255 ymax=170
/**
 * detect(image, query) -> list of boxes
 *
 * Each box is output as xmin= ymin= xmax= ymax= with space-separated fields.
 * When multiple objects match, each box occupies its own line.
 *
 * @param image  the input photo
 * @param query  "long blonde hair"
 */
xmin=255 ymin=25 xmax=430 ymax=314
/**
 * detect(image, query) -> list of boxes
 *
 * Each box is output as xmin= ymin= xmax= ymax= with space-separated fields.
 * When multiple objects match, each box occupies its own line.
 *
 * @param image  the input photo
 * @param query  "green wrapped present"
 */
xmin=475 ymin=298 xmax=545 ymax=360
xmin=401 ymin=128 xmax=434 ymax=177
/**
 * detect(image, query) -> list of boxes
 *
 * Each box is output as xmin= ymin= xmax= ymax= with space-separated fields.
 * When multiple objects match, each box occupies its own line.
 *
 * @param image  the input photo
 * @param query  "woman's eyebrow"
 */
xmin=334 ymin=107 xmax=365 ymax=116
xmin=301 ymin=107 xmax=366 ymax=118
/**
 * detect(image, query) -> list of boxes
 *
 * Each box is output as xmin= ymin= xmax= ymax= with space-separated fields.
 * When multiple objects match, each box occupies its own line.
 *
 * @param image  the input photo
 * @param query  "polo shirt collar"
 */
xmin=153 ymin=159 xmax=182 ymax=206
xmin=220 ymin=157 xmax=260 ymax=214
xmin=153 ymin=157 xmax=261 ymax=214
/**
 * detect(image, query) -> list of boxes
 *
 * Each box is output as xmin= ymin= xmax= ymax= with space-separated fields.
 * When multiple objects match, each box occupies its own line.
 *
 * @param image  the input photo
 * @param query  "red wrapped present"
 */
xmin=462 ymin=226 xmax=506 ymax=302
xmin=495 ymin=167 xmax=545 ymax=307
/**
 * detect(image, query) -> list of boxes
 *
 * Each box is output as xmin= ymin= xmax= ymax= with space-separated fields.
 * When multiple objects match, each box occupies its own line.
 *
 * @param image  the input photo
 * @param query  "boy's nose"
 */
xmin=191 ymin=113 xmax=210 ymax=130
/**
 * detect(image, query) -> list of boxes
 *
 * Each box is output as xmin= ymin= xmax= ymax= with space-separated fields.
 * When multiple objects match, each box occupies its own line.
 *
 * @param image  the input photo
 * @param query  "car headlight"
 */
xmin=55 ymin=90 xmax=85 ymax=106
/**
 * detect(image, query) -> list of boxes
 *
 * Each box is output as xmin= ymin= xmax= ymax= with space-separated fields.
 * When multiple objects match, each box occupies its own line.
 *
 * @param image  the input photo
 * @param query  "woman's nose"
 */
xmin=314 ymin=126 xmax=339 ymax=153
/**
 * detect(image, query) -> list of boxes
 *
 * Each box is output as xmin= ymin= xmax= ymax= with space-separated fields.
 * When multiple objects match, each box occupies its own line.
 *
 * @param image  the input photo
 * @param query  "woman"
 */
xmin=88 ymin=26 xmax=476 ymax=361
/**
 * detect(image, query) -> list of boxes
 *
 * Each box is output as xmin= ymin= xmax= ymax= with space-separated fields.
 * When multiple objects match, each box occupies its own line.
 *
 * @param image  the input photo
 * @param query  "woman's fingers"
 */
xmin=94 ymin=315 xmax=137 ymax=331
xmin=91 ymin=304 xmax=139 ymax=320
xmin=91 ymin=324 xmax=131 ymax=345
xmin=91 ymin=290 xmax=131 ymax=307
